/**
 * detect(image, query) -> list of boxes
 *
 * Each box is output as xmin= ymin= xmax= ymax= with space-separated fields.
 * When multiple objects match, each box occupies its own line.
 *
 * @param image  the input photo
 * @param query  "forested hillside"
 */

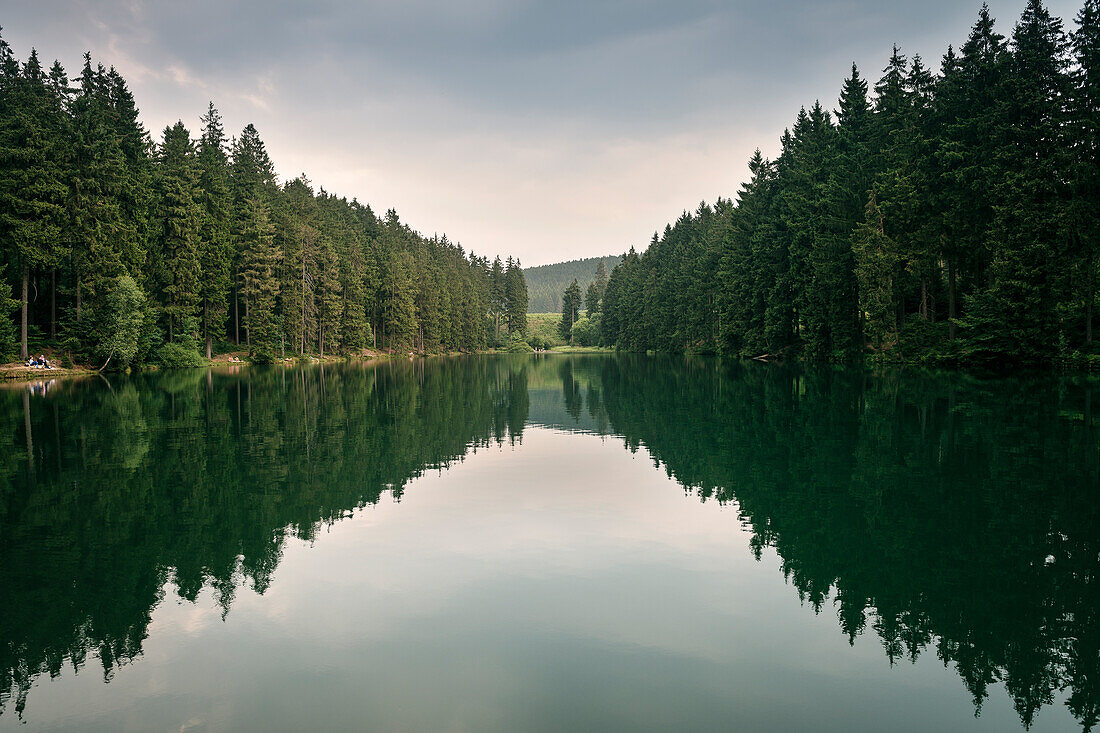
xmin=602 ymin=0 xmax=1100 ymax=367
xmin=524 ymin=255 xmax=620 ymax=313
xmin=0 ymin=32 xmax=527 ymax=367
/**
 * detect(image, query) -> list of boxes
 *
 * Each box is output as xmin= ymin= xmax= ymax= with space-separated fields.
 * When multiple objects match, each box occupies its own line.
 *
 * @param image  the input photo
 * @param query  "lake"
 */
xmin=1 ymin=355 xmax=1096 ymax=732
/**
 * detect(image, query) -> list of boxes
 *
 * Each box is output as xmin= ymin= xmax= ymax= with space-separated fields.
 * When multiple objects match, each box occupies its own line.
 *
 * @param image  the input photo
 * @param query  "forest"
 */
xmin=600 ymin=0 xmax=1100 ymax=367
xmin=0 ymin=31 xmax=528 ymax=367
xmin=523 ymin=254 xmax=620 ymax=313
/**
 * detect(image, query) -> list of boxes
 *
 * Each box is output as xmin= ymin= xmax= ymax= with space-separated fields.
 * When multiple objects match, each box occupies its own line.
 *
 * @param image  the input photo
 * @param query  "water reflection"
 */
xmin=0 ymin=355 xmax=1096 ymax=730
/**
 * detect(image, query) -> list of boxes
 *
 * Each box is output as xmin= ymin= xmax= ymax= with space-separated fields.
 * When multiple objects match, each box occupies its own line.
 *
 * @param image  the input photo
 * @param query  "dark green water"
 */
xmin=1 ymin=355 xmax=1097 ymax=732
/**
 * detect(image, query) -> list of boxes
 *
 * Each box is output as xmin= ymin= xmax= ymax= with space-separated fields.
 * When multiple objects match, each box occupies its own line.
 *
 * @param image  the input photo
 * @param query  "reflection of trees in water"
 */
xmin=584 ymin=357 xmax=1100 ymax=732
xmin=1 ymin=355 xmax=1098 ymax=730
xmin=0 ymin=357 xmax=530 ymax=718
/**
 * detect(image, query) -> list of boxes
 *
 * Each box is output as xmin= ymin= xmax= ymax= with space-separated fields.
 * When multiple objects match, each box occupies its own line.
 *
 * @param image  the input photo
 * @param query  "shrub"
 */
xmin=506 ymin=333 xmax=534 ymax=353
xmin=155 ymin=342 xmax=207 ymax=368
xmin=571 ymin=316 xmax=600 ymax=347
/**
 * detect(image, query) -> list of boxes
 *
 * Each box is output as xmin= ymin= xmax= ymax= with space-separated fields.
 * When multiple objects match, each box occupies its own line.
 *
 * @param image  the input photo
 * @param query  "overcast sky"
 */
xmin=1 ymin=0 xmax=1085 ymax=265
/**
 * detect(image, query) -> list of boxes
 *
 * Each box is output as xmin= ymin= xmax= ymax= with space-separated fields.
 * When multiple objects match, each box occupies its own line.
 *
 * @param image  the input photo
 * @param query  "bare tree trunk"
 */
xmin=75 ymin=275 xmax=82 ymax=319
xmin=50 ymin=268 xmax=56 ymax=339
xmin=947 ymin=257 xmax=957 ymax=341
xmin=1087 ymin=279 xmax=1094 ymax=346
xmin=20 ymin=265 xmax=29 ymax=361
xmin=205 ymin=302 xmax=213 ymax=359
xmin=234 ymin=287 xmax=240 ymax=345
xmin=920 ymin=276 xmax=929 ymax=320
xmin=301 ymin=260 xmax=307 ymax=355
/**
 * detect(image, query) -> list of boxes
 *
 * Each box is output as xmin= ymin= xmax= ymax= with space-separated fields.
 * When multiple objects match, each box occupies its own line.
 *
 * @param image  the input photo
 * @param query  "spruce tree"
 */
xmin=984 ymin=0 xmax=1070 ymax=363
xmin=153 ymin=121 xmax=203 ymax=344
xmin=0 ymin=48 xmax=69 ymax=359
xmin=70 ymin=56 xmax=128 ymax=310
xmin=585 ymin=281 xmax=600 ymax=315
xmin=197 ymin=103 xmax=232 ymax=357
xmin=1070 ymin=0 xmax=1100 ymax=346
xmin=239 ymin=197 xmax=281 ymax=360
xmin=504 ymin=258 xmax=528 ymax=334
xmin=560 ymin=278 xmax=581 ymax=341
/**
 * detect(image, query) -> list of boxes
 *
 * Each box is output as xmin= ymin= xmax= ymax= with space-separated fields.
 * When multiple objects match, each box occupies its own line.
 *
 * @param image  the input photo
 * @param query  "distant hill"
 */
xmin=524 ymin=255 xmax=622 ymax=313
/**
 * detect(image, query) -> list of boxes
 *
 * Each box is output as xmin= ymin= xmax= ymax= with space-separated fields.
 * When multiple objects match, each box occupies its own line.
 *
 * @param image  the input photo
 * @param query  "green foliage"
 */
xmin=525 ymin=312 xmax=564 ymax=349
xmin=523 ymin=255 xmax=621 ymax=313
xmin=570 ymin=315 xmax=600 ymax=347
xmin=559 ymin=279 xmax=582 ymax=341
xmin=155 ymin=341 xmax=206 ymax=368
xmin=600 ymin=2 xmax=1095 ymax=369
xmin=504 ymin=258 xmax=528 ymax=336
xmin=92 ymin=275 xmax=148 ymax=369
xmin=853 ymin=193 xmax=900 ymax=355
xmin=505 ymin=333 xmax=534 ymax=352
xmin=0 ymin=32 xmax=517 ymax=367
xmin=0 ymin=278 xmax=16 ymax=358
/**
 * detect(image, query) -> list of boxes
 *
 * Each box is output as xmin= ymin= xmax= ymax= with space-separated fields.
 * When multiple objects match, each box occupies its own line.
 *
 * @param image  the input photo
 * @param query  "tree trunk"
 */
xmin=920 ymin=276 xmax=928 ymax=320
xmin=50 ymin=268 xmax=56 ymax=340
xmin=947 ymin=257 xmax=957 ymax=341
xmin=1087 ymin=280 xmax=1094 ymax=346
xmin=205 ymin=302 xmax=213 ymax=359
xmin=234 ymin=287 xmax=240 ymax=345
xmin=75 ymin=276 xmax=82 ymax=319
xmin=20 ymin=265 xmax=29 ymax=361
xmin=301 ymin=260 xmax=307 ymax=355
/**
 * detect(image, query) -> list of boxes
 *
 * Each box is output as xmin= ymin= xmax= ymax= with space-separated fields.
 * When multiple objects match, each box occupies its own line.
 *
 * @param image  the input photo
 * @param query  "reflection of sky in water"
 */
xmin=13 ymin=427 xmax=1077 ymax=733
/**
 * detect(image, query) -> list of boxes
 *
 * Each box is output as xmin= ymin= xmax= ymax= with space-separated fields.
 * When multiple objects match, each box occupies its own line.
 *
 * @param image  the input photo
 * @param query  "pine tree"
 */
xmin=239 ymin=197 xmax=281 ymax=360
xmin=983 ymin=0 xmax=1071 ymax=363
xmin=317 ymin=235 xmax=342 ymax=357
xmin=560 ymin=278 xmax=581 ymax=341
xmin=853 ymin=192 xmax=900 ymax=354
xmin=153 ymin=121 xmax=203 ymax=344
xmin=1069 ymin=0 xmax=1100 ymax=346
xmin=229 ymin=124 xmax=276 ymax=345
xmin=0 ymin=48 xmax=69 ymax=359
xmin=504 ymin=258 xmax=528 ymax=334
xmin=489 ymin=255 xmax=505 ymax=343
xmin=593 ymin=259 xmax=609 ymax=303
xmin=197 ymin=103 xmax=232 ymax=357
xmin=70 ymin=56 xmax=128 ymax=311
xmin=938 ymin=5 xmax=1009 ymax=338
xmin=585 ymin=280 xmax=600 ymax=315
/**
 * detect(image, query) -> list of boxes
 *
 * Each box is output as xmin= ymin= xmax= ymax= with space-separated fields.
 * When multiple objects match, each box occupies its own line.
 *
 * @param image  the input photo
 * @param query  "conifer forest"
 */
xmin=0 ymin=32 xmax=529 ymax=367
xmin=600 ymin=1 xmax=1100 ymax=368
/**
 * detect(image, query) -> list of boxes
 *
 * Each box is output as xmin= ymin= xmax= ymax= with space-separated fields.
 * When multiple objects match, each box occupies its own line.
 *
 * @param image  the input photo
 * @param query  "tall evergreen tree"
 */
xmin=1069 ymin=0 xmax=1100 ymax=346
xmin=152 ymin=121 xmax=202 ymax=343
xmin=504 ymin=258 xmax=528 ymax=334
xmin=983 ymin=0 xmax=1071 ymax=363
xmin=196 ymin=103 xmax=232 ymax=357
xmin=560 ymin=278 xmax=582 ymax=341
xmin=0 ymin=47 xmax=69 ymax=359
xmin=238 ymin=197 xmax=281 ymax=359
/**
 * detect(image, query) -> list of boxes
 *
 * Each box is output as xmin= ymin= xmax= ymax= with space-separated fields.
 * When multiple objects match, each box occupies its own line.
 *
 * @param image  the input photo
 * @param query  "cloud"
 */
xmin=0 ymin=0 xmax=1086 ymax=265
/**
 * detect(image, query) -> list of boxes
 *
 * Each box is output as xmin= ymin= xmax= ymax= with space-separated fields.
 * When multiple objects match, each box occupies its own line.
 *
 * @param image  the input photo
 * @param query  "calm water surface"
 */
xmin=1 ymin=355 xmax=1097 ymax=732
